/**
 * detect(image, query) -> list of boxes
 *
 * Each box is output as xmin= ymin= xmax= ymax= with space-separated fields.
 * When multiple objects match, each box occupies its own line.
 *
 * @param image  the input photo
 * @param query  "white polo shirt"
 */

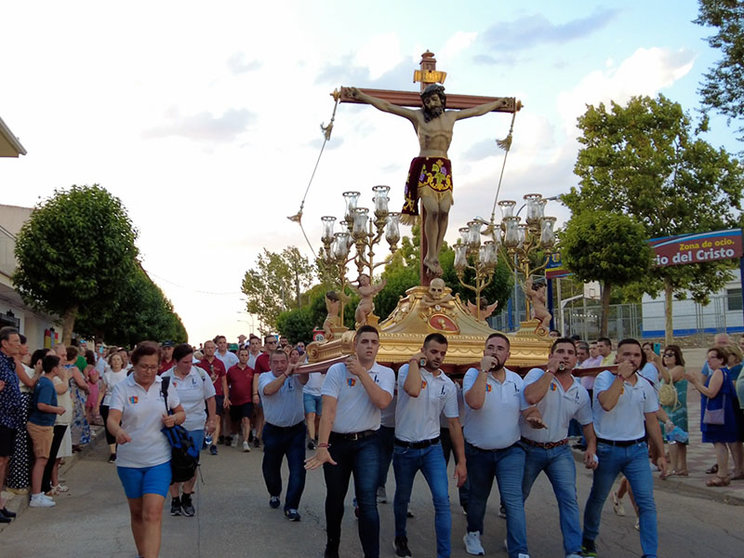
xmin=110 ymin=374 xmax=180 ymax=468
xmin=520 ymin=369 xmax=592 ymax=443
xmin=215 ymin=350 xmax=239 ymax=370
xmin=593 ymin=370 xmax=659 ymax=441
xmin=102 ymin=369 xmax=128 ymax=406
xmin=303 ymin=372 xmax=325 ymax=396
xmin=395 ymin=363 xmax=458 ymax=442
xmin=161 ymin=366 xmax=215 ymax=432
xmin=258 ymin=372 xmax=305 ymax=427
xmin=462 ymin=367 xmax=530 ymax=450
xmin=322 ymin=361 xmax=395 ymax=434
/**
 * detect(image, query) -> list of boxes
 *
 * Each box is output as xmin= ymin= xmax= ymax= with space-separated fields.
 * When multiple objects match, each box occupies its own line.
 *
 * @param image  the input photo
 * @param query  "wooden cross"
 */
xmin=339 ymin=50 xmax=522 ymax=111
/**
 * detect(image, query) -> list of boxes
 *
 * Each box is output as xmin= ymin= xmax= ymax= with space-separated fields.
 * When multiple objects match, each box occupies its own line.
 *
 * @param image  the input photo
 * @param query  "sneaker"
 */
xmin=108 ymin=453 xmax=116 ymax=463
xmin=393 ymin=535 xmax=412 ymax=557
xmin=463 ymin=531 xmax=485 ymax=555
xmin=269 ymin=496 xmax=281 ymax=509
xmin=209 ymin=444 xmax=218 ymax=456
xmin=581 ymin=538 xmax=597 ymax=557
xmin=611 ymin=491 xmax=625 ymax=516
xmin=498 ymin=503 xmax=507 ymax=518
xmin=181 ymin=493 xmax=195 ymax=517
xmin=29 ymin=494 xmax=55 ymax=508
xmin=376 ymin=486 xmax=387 ymax=503
xmin=40 ymin=494 xmax=55 ymax=504
xmin=170 ymin=496 xmax=182 ymax=516
xmin=231 ymin=435 xmax=239 ymax=448
xmin=406 ymin=507 xmax=414 ymax=518
xmin=0 ymin=507 xmax=17 ymax=519
xmin=284 ymin=508 xmax=301 ymax=521
xmin=243 ymin=441 xmax=251 ymax=452
xmin=308 ymin=440 xmax=317 ymax=450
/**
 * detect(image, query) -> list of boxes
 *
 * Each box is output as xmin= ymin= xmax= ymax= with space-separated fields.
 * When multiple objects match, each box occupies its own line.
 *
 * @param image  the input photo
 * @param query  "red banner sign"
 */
xmin=649 ymin=229 xmax=743 ymax=267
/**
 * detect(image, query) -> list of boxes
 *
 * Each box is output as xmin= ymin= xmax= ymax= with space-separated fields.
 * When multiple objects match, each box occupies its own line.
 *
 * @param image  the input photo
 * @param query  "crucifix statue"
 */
xmin=340 ymin=51 xmax=521 ymax=283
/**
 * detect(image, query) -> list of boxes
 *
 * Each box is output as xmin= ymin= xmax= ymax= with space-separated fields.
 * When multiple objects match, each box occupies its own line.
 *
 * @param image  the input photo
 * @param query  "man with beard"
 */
xmin=345 ymin=85 xmax=512 ymax=277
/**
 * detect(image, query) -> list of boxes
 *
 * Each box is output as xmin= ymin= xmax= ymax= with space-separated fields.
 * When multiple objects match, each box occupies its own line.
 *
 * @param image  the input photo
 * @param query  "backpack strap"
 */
xmin=161 ymin=376 xmax=171 ymax=414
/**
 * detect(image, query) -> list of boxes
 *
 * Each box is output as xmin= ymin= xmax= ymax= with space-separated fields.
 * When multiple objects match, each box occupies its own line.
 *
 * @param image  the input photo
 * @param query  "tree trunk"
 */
xmin=61 ymin=306 xmax=78 ymax=346
xmin=600 ymin=282 xmax=612 ymax=337
xmin=664 ymin=278 xmax=674 ymax=346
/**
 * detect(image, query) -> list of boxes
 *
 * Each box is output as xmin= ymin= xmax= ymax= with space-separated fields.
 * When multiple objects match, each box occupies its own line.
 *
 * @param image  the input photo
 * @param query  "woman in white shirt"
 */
xmin=99 ymin=353 xmax=128 ymax=463
xmin=108 ymin=341 xmax=185 ymax=558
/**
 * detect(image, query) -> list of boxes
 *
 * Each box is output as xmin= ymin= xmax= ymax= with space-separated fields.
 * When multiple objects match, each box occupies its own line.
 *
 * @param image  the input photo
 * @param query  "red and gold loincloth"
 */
xmin=400 ymin=157 xmax=453 ymax=225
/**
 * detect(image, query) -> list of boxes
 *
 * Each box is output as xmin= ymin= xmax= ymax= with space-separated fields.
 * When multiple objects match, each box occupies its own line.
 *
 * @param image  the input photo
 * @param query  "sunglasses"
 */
xmin=663 ymin=353 xmax=675 ymax=357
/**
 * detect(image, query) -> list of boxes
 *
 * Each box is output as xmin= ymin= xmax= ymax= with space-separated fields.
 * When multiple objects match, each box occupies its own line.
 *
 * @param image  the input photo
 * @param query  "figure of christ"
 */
xmin=322 ymin=290 xmax=350 ymax=341
xmin=345 ymin=85 xmax=513 ymax=277
xmin=523 ymin=277 xmax=552 ymax=330
xmin=349 ymin=274 xmax=386 ymax=327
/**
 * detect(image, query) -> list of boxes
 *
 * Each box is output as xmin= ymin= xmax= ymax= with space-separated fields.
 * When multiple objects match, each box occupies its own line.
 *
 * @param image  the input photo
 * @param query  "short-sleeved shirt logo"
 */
xmin=550 ymin=383 xmax=557 ymax=391
xmin=347 ymin=378 xmax=356 ymax=387
xmin=421 ymin=380 xmax=427 ymax=389
xmin=129 ymin=396 xmax=139 ymax=404
xmin=485 ymin=384 xmax=492 ymax=393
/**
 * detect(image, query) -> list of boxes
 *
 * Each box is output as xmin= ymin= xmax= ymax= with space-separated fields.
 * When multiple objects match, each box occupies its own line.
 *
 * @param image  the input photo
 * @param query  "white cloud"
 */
xmin=557 ymin=47 xmax=696 ymax=137
xmin=353 ymin=33 xmax=403 ymax=81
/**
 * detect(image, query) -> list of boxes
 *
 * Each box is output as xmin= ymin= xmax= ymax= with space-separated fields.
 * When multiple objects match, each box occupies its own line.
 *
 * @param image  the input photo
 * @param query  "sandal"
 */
xmin=705 ymin=476 xmax=730 ymax=487
xmin=674 ymin=470 xmax=689 ymax=477
xmin=705 ymin=464 xmax=718 ymax=475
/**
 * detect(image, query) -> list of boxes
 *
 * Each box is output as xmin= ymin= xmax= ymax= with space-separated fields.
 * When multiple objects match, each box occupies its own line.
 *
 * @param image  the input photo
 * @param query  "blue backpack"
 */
xmin=160 ymin=377 xmax=200 ymax=483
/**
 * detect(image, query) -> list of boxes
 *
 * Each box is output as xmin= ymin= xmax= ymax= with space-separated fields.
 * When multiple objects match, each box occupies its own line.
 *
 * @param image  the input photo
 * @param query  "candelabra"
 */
xmin=455 ymin=193 xmax=558 ymax=322
xmin=320 ymin=185 xmax=401 ymax=323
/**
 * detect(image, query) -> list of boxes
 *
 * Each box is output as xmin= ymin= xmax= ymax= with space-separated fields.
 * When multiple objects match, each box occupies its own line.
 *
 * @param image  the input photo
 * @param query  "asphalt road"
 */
xmin=2 ymin=437 xmax=743 ymax=557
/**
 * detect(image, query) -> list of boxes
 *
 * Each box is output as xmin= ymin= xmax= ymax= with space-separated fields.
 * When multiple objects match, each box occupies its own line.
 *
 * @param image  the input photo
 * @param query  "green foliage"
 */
xmin=560 ymin=211 xmax=652 ymax=335
xmin=376 ymin=249 xmax=420 ymax=318
xmin=13 ymin=185 xmax=139 ymax=343
xmin=241 ymin=247 xmax=315 ymax=329
xmin=565 ymin=95 xmax=743 ymax=308
xmin=695 ymin=0 xmax=744 ymax=141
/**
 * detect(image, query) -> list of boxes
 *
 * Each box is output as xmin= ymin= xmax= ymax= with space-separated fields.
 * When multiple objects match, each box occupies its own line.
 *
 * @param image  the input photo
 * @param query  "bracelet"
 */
xmin=252 ymin=392 xmax=258 ymax=396
xmin=317 ymin=442 xmax=330 ymax=448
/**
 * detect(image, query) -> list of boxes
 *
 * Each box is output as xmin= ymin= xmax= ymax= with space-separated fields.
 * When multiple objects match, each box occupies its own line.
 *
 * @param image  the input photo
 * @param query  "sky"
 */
xmin=0 ymin=0 xmax=736 ymax=344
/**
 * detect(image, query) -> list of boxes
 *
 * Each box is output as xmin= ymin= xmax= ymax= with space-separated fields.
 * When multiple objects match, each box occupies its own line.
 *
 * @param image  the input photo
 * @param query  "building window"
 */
xmin=727 ymin=288 xmax=742 ymax=312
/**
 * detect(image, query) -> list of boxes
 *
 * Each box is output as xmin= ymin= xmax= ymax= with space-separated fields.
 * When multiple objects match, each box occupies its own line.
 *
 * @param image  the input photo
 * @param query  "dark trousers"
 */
xmin=261 ymin=422 xmax=306 ymax=510
xmin=324 ymin=431 xmax=380 ymax=558
xmin=100 ymin=404 xmax=117 ymax=446
xmin=376 ymin=425 xmax=395 ymax=489
xmin=42 ymin=425 xmax=68 ymax=492
xmin=441 ymin=426 xmax=470 ymax=509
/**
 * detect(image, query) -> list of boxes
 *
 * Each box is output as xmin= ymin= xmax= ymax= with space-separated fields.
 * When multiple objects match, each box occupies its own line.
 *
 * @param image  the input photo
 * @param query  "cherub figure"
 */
xmin=523 ymin=276 xmax=552 ymax=330
xmin=322 ymin=290 xmax=350 ymax=341
xmin=350 ymin=274 xmax=387 ymax=327
xmin=467 ymin=298 xmax=499 ymax=321
xmin=420 ymin=278 xmax=455 ymax=310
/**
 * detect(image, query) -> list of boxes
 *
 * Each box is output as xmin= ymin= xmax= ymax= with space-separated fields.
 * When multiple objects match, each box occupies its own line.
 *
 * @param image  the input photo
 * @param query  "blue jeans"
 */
xmin=441 ymin=427 xmax=470 ymax=510
xmin=377 ymin=425 xmax=395 ymax=489
xmin=466 ymin=442 xmax=528 ymax=558
xmin=393 ymin=442 xmax=451 ymax=558
xmin=522 ymin=443 xmax=581 ymax=556
xmin=583 ymin=441 xmax=657 ymax=558
xmin=323 ymin=432 xmax=380 ymax=558
xmin=261 ymin=422 xmax=306 ymax=510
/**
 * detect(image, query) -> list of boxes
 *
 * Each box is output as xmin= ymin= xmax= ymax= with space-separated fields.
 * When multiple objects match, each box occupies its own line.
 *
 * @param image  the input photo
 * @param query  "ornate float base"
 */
xmin=305 ymin=285 xmax=552 ymax=374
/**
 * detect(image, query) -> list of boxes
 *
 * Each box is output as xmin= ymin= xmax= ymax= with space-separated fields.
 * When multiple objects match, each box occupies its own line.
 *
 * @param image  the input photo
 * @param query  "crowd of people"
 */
xmin=2 ymin=325 xmax=744 ymax=558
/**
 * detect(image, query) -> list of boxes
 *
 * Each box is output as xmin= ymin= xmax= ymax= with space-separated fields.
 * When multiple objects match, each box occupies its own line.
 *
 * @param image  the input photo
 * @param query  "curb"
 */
xmin=0 ymin=426 xmax=106 ymax=531
xmin=570 ymin=447 xmax=744 ymax=507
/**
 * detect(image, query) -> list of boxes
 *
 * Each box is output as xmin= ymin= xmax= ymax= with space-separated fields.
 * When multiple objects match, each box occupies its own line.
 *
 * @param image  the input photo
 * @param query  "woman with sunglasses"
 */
xmin=657 ymin=345 xmax=688 ymax=476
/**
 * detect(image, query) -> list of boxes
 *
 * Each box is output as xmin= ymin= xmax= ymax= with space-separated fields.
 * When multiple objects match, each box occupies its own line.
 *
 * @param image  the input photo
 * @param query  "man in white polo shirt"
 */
xmin=392 ymin=333 xmax=466 ymax=558
xmin=305 ymin=325 xmax=395 ymax=558
xmin=521 ymin=337 xmax=597 ymax=558
xmin=581 ymin=338 xmax=667 ymax=558
xmin=462 ymin=333 xmax=544 ymax=558
xmin=258 ymin=350 xmax=308 ymax=521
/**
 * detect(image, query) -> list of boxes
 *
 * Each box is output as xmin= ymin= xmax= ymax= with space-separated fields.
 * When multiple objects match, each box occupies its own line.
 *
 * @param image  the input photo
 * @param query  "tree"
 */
xmin=241 ymin=247 xmax=315 ymax=329
xmin=564 ymin=95 xmax=743 ymax=341
xmin=13 ymin=185 xmax=139 ymax=344
xmin=695 ymin=0 xmax=744 ymax=141
xmin=560 ymin=211 xmax=652 ymax=336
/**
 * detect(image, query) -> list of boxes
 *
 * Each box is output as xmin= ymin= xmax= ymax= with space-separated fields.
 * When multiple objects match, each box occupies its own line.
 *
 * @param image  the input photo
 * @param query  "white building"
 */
xmin=641 ymin=267 xmax=743 ymax=337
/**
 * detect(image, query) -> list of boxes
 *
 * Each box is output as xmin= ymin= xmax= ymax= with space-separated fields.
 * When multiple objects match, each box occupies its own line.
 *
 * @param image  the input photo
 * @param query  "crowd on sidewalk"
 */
xmin=2 ymin=325 xmax=744 ymax=558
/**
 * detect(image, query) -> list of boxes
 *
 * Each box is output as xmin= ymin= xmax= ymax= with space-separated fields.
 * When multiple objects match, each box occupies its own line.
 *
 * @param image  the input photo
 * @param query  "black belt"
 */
xmin=395 ymin=436 xmax=440 ymax=449
xmin=597 ymin=436 xmax=646 ymax=447
xmin=520 ymin=437 xmax=568 ymax=449
xmin=330 ymin=429 xmax=378 ymax=441
xmin=467 ymin=441 xmax=518 ymax=453
xmin=266 ymin=421 xmax=304 ymax=431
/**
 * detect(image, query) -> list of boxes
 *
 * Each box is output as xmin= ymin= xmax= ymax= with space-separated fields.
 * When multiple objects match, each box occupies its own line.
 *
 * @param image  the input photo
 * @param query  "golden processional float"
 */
xmin=295 ymin=51 xmax=557 ymax=375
